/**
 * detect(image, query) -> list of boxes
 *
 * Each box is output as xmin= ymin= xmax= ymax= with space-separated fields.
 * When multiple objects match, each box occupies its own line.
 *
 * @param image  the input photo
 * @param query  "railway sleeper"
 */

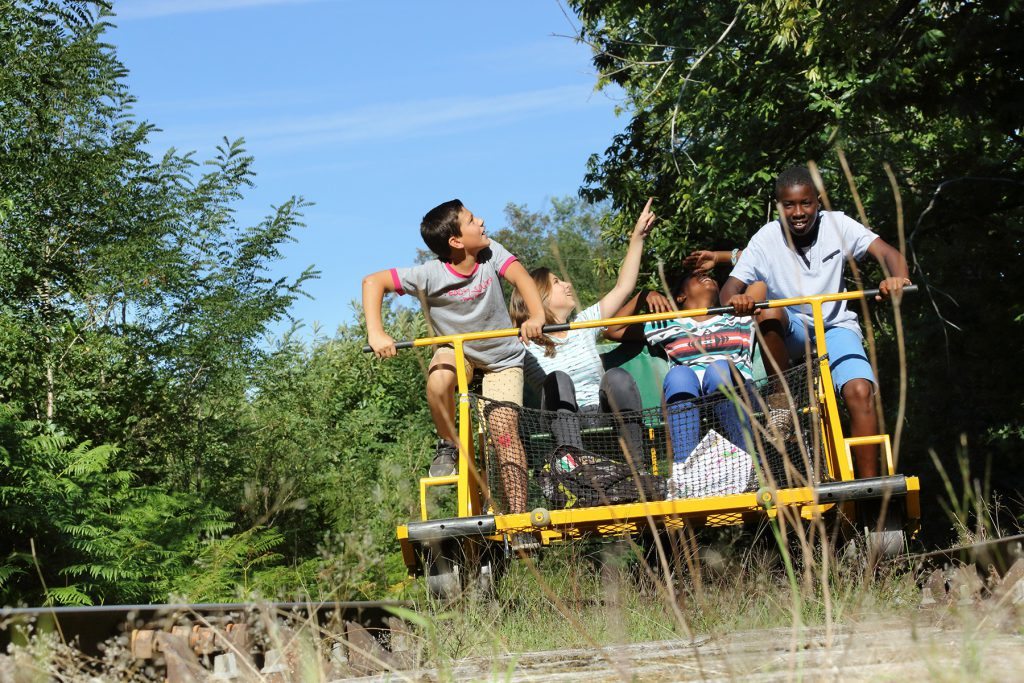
xmin=0 ymin=601 xmax=413 ymax=681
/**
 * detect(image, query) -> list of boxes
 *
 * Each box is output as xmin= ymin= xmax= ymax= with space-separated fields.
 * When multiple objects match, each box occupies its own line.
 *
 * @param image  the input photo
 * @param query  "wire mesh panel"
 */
xmin=475 ymin=363 xmax=820 ymax=514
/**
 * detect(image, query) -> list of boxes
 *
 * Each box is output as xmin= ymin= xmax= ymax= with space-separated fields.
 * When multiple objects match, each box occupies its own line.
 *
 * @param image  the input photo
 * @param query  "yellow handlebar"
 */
xmin=362 ymin=285 xmax=917 ymax=353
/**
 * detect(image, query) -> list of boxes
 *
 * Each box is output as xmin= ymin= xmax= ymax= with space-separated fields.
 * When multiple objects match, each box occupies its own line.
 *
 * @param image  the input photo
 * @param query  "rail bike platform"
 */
xmin=383 ymin=288 xmax=921 ymax=597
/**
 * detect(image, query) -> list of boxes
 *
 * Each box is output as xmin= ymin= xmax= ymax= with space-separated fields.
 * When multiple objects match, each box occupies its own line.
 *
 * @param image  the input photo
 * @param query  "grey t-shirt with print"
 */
xmin=390 ymin=240 xmax=525 ymax=371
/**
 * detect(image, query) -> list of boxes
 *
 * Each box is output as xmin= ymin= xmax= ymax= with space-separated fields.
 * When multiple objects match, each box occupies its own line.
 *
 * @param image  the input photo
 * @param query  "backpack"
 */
xmin=537 ymin=444 xmax=666 ymax=509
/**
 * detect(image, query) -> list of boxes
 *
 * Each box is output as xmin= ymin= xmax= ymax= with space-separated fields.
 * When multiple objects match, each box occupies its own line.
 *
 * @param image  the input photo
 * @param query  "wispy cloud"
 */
xmin=150 ymin=84 xmax=602 ymax=154
xmin=142 ymin=88 xmax=327 ymax=114
xmin=115 ymin=0 xmax=330 ymax=21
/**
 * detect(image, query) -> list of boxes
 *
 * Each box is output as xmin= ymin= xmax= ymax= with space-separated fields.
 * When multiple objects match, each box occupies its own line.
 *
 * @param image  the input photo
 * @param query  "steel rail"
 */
xmin=0 ymin=599 xmax=412 ymax=655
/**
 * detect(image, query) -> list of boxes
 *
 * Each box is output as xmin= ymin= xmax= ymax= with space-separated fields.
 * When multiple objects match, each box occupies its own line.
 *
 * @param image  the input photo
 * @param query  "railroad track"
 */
xmin=904 ymin=532 xmax=1024 ymax=572
xmin=3 ymin=536 xmax=1021 ymax=680
xmin=0 ymin=599 xmax=414 ymax=680
xmin=897 ymin=533 xmax=1024 ymax=607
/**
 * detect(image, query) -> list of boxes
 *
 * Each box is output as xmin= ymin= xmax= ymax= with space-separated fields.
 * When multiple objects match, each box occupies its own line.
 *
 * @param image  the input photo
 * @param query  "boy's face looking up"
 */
xmin=777 ymin=183 xmax=820 ymax=238
xmin=450 ymin=207 xmax=490 ymax=254
xmin=676 ymin=270 xmax=719 ymax=306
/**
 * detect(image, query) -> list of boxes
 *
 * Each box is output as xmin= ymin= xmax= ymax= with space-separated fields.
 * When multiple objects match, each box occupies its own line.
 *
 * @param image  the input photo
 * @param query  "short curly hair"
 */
xmin=774 ymin=166 xmax=816 ymax=199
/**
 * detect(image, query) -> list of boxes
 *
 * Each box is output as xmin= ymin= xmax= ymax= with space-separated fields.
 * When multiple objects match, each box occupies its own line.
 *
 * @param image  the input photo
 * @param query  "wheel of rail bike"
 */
xmin=637 ymin=524 xmax=707 ymax=582
xmin=422 ymin=539 xmax=506 ymax=599
xmin=421 ymin=541 xmax=463 ymax=600
xmin=864 ymin=505 xmax=907 ymax=562
xmin=472 ymin=544 xmax=506 ymax=598
xmin=846 ymin=498 xmax=907 ymax=566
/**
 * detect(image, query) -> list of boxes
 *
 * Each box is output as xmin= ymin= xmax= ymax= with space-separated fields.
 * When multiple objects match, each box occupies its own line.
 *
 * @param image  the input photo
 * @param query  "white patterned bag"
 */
xmin=667 ymin=429 xmax=753 ymax=500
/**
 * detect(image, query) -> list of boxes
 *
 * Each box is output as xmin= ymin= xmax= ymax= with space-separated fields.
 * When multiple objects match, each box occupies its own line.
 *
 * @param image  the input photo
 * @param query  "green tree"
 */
xmin=0 ymin=402 xmax=235 ymax=604
xmin=567 ymin=0 xmax=1024 ymax=528
xmin=0 ymin=2 xmax=315 ymax=486
xmin=0 ymin=1 xmax=320 ymax=602
xmin=492 ymin=196 xmax=626 ymax=307
xmin=211 ymin=303 xmax=435 ymax=598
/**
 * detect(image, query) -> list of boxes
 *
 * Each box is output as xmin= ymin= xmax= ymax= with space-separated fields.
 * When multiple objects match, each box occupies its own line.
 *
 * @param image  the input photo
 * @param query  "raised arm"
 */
xmin=503 ymin=260 xmax=547 ymax=342
xmin=866 ymin=237 xmax=912 ymax=301
xmin=598 ymin=198 xmax=656 ymax=318
xmin=362 ymin=270 xmax=399 ymax=358
xmin=603 ymin=290 xmax=666 ymax=342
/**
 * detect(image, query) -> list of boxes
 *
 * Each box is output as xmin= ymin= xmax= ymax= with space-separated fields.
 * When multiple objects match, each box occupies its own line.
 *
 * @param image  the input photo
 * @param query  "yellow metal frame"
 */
xmin=844 ymin=434 xmax=895 ymax=477
xmin=404 ymin=289 xmax=919 ymax=563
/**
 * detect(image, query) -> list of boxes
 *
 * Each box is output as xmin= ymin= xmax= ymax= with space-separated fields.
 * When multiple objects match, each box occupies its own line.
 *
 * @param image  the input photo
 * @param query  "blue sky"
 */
xmin=109 ymin=0 xmax=625 ymax=335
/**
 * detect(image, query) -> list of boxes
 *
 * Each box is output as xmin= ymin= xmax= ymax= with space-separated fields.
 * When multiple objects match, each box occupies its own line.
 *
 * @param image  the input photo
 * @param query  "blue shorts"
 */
xmin=784 ymin=317 xmax=875 ymax=392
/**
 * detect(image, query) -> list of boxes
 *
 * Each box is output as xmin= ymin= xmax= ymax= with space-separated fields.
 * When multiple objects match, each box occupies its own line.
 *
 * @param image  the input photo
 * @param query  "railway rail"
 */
xmin=2 ymin=536 xmax=1021 ymax=679
xmin=899 ymin=533 xmax=1024 ymax=608
xmin=0 ymin=599 xmax=413 ymax=680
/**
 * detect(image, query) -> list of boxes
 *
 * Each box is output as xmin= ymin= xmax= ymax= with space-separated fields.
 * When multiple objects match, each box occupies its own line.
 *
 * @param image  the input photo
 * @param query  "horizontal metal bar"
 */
xmin=406 ymin=515 xmax=497 ymax=542
xmin=363 ymin=286 xmax=919 ymax=352
xmin=813 ymin=475 xmax=907 ymax=503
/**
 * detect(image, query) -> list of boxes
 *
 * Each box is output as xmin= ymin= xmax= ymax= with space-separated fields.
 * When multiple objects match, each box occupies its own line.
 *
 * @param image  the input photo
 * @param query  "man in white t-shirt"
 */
xmin=709 ymin=166 xmax=912 ymax=479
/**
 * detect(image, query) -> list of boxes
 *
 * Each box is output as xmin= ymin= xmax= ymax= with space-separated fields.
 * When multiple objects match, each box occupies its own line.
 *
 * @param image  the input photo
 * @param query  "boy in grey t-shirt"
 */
xmin=363 ymin=199 xmax=545 ymax=514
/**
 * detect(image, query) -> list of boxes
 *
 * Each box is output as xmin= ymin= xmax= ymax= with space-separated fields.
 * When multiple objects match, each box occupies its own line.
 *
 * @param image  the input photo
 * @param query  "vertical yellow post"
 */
xmin=811 ymin=300 xmax=854 ymax=482
xmin=453 ymin=340 xmax=473 ymax=517
xmin=649 ymin=427 xmax=658 ymax=476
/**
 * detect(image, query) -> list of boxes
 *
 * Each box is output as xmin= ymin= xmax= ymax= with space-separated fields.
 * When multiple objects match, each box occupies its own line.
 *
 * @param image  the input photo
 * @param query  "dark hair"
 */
xmin=670 ymin=269 xmax=723 ymax=306
xmin=670 ymin=271 xmax=692 ymax=298
xmin=420 ymin=199 xmax=464 ymax=261
xmin=774 ymin=165 xmax=816 ymax=199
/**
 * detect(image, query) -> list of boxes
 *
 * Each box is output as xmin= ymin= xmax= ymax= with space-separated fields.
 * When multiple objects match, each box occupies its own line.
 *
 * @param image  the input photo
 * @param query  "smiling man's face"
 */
xmin=777 ymin=183 xmax=820 ymax=238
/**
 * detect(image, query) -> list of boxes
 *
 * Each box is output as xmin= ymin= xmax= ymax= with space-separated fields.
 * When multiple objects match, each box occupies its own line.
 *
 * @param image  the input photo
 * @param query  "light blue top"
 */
xmin=523 ymin=303 xmax=605 ymax=407
xmin=730 ymin=211 xmax=878 ymax=337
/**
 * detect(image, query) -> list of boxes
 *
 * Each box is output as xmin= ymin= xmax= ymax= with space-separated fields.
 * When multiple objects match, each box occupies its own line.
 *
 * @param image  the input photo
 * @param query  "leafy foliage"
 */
xmin=0 ymin=1 xmax=327 ymax=603
xmin=0 ymin=403 xmax=230 ymax=604
xmin=3 ymin=0 xmax=1019 ymax=610
xmin=489 ymin=197 xmax=621 ymax=306
xmin=567 ymin=0 xmax=1024 ymax=528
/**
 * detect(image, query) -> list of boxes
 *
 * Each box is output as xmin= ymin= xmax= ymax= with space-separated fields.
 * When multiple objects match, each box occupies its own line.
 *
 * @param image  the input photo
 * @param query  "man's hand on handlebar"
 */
xmin=877 ymin=277 xmax=912 ymax=302
xmin=727 ymin=293 xmax=760 ymax=316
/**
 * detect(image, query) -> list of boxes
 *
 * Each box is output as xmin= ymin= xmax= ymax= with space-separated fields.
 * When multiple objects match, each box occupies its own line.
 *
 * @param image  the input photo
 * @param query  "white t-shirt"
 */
xmin=523 ymin=303 xmax=605 ymax=407
xmin=730 ymin=211 xmax=878 ymax=337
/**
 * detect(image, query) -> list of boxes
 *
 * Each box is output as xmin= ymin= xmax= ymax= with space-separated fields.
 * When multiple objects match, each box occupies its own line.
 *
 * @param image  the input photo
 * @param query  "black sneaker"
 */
xmin=429 ymin=439 xmax=458 ymax=477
